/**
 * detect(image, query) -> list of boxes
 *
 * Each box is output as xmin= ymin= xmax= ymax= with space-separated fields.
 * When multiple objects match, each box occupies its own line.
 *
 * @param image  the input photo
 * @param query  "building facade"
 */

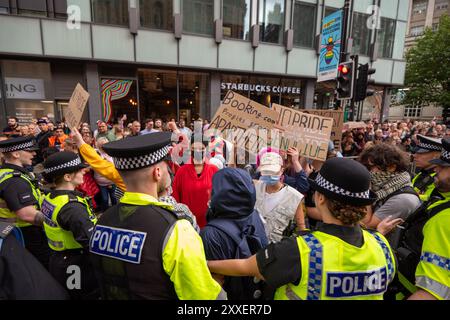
xmin=0 ymin=0 xmax=409 ymax=127
xmin=405 ymin=0 xmax=449 ymax=51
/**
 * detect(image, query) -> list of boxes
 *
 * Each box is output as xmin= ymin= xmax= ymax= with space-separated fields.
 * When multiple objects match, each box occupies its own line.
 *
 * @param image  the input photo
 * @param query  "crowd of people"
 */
xmin=0 ymin=113 xmax=449 ymax=301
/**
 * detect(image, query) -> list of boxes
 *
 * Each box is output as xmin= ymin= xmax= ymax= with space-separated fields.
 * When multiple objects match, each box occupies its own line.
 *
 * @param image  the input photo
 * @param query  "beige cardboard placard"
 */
xmin=209 ymin=91 xmax=279 ymax=154
xmin=299 ymin=109 xmax=344 ymax=150
xmin=65 ymin=83 xmax=90 ymax=129
xmin=343 ymin=121 xmax=367 ymax=131
xmin=272 ymin=104 xmax=333 ymax=161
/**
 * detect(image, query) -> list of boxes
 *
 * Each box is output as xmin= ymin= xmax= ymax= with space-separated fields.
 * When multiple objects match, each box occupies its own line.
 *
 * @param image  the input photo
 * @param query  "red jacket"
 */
xmin=172 ymin=163 xmax=218 ymax=228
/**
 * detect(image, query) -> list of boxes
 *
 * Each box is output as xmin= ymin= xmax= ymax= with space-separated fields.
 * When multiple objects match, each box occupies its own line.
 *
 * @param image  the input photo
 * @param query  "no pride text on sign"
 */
xmin=272 ymin=104 xmax=333 ymax=161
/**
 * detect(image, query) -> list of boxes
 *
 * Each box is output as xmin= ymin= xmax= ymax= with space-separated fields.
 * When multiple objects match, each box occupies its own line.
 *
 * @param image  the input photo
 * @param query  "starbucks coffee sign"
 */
xmin=221 ymin=82 xmax=301 ymax=94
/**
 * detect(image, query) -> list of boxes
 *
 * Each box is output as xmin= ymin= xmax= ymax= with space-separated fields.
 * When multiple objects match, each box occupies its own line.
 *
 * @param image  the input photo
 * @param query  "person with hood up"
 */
xmin=201 ymin=168 xmax=268 ymax=300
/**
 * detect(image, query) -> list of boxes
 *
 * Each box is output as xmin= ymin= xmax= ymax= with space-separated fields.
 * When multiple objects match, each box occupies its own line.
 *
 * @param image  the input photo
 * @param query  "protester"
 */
xmin=95 ymin=121 xmax=116 ymax=142
xmin=201 ymin=167 xmax=267 ymax=299
xmin=129 ymin=121 xmax=141 ymax=137
xmin=2 ymin=116 xmax=20 ymax=136
xmin=254 ymin=152 xmax=305 ymax=243
xmin=172 ymin=138 xmax=218 ymax=228
xmin=359 ymin=144 xmax=421 ymax=236
xmin=48 ymin=125 xmax=69 ymax=151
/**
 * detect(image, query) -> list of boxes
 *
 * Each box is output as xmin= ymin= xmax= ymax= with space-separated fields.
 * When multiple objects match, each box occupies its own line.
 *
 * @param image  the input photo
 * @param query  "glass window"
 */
xmin=412 ymin=1 xmax=427 ymax=15
xmin=92 ymin=0 xmax=129 ymax=26
xmin=179 ymin=72 xmax=210 ymax=121
xmin=293 ymin=2 xmax=316 ymax=48
xmin=279 ymin=78 xmax=303 ymax=109
xmin=248 ymin=76 xmax=282 ymax=107
xmin=223 ymin=0 xmax=251 ymax=40
xmin=259 ymin=0 xmax=285 ymax=44
xmin=1 ymin=60 xmax=55 ymax=124
xmin=410 ymin=25 xmax=425 ymax=36
xmin=352 ymin=13 xmax=370 ymax=56
xmin=140 ymin=0 xmax=173 ymax=30
xmin=138 ymin=69 xmax=178 ymax=122
xmin=432 ymin=23 xmax=439 ymax=31
xmin=16 ymin=0 xmax=47 ymax=17
xmin=435 ymin=0 xmax=449 ymax=10
xmin=377 ymin=18 xmax=396 ymax=58
xmin=183 ymin=0 xmax=214 ymax=35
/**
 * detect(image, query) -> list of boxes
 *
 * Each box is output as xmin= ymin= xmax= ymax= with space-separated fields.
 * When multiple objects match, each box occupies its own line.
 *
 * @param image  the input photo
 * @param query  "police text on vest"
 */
xmin=326 ymin=267 xmax=388 ymax=298
xmin=90 ymin=225 xmax=147 ymax=264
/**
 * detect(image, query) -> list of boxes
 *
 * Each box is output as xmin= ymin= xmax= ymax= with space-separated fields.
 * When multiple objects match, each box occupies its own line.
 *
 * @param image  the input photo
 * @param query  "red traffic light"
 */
xmin=338 ymin=64 xmax=350 ymax=74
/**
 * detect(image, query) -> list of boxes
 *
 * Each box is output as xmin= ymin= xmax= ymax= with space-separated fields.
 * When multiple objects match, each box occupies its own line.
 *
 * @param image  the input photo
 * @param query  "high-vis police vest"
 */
xmin=274 ymin=229 xmax=396 ymax=300
xmin=89 ymin=198 xmax=179 ymax=300
xmin=414 ymin=198 xmax=450 ymax=300
xmin=40 ymin=193 xmax=97 ymax=251
xmin=412 ymin=170 xmax=436 ymax=201
xmin=0 ymin=168 xmax=41 ymax=228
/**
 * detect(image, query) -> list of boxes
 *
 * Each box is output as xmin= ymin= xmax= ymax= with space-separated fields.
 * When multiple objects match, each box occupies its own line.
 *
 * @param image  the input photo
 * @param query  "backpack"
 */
xmin=208 ymin=218 xmax=265 ymax=300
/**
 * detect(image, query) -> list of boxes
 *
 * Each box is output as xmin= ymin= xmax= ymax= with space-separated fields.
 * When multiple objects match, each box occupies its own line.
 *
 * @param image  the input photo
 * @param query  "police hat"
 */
xmin=0 ymin=136 xmax=39 ymax=153
xmin=429 ymin=137 xmax=450 ymax=167
xmin=412 ymin=135 xmax=442 ymax=154
xmin=43 ymin=151 xmax=88 ymax=180
xmin=308 ymin=157 xmax=377 ymax=206
xmin=102 ymin=132 xmax=173 ymax=171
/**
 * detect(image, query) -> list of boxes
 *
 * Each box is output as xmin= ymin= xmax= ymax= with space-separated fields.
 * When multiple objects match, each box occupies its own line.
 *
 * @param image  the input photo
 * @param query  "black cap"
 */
xmin=412 ymin=135 xmax=442 ymax=154
xmin=309 ymin=157 xmax=377 ymax=206
xmin=102 ymin=132 xmax=173 ymax=171
xmin=429 ymin=137 xmax=450 ymax=167
xmin=0 ymin=136 xmax=39 ymax=153
xmin=37 ymin=118 xmax=48 ymax=125
xmin=43 ymin=151 xmax=88 ymax=180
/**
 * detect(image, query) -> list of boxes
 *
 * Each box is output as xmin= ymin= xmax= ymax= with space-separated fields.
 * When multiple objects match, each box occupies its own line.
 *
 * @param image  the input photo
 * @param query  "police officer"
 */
xmin=41 ymin=151 xmax=99 ymax=299
xmin=0 ymin=221 xmax=69 ymax=299
xmin=0 ymin=136 xmax=49 ymax=268
xmin=89 ymin=132 xmax=226 ymax=300
xmin=395 ymin=137 xmax=450 ymax=300
xmin=412 ymin=134 xmax=442 ymax=201
xmin=209 ymin=157 xmax=396 ymax=300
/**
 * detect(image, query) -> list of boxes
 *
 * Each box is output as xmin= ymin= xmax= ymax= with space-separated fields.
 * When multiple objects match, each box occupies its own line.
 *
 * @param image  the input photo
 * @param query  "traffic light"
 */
xmin=336 ymin=60 xmax=356 ymax=100
xmin=354 ymin=63 xmax=376 ymax=102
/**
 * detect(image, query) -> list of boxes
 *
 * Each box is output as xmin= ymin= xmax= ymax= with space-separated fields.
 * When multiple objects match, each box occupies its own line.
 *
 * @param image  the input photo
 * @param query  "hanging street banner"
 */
xmin=299 ymin=109 xmax=344 ymax=150
xmin=317 ymin=10 xmax=343 ymax=82
xmin=65 ymin=83 xmax=90 ymax=129
xmin=272 ymin=104 xmax=333 ymax=161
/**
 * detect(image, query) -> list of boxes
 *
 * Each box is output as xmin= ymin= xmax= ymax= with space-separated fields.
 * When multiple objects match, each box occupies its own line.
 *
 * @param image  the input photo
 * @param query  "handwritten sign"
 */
xmin=299 ymin=109 xmax=344 ymax=150
xmin=65 ymin=83 xmax=90 ymax=129
xmin=209 ymin=91 xmax=279 ymax=153
xmin=272 ymin=104 xmax=333 ymax=161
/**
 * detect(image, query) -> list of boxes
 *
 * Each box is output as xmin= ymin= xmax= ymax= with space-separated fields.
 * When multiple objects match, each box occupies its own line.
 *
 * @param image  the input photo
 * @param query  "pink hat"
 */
xmin=256 ymin=147 xmax=281 ymax=167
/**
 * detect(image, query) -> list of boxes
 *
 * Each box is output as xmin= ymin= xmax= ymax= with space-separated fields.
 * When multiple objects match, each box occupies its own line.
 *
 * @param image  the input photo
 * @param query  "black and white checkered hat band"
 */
xmin=0 ymin=140 xmax=34 ymax=153
xmin=315 ymin=173 xmax=370 ymax=199
xmin=441 ymin=150 xmax=450 ymax=161
xmin=113 ymin=145 xmax=170 ymax=170
xmin=418 ymin=142 xmax=441 ymax=152
xmin=45 ymin=157 xmax=82 ymax=174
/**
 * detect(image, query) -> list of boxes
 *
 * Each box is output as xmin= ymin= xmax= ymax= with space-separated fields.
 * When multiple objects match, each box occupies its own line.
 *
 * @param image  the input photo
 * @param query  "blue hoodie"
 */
xmin=200 ymin=168 xmax=268 ymax=299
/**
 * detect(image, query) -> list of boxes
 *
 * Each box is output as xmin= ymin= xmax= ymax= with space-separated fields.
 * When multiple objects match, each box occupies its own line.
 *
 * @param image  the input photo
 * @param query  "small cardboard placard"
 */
xmin=65 ymin=83 xmax=90 ymax=129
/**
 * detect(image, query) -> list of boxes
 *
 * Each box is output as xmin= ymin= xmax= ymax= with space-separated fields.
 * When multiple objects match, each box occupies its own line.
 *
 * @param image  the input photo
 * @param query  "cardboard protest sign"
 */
xmin=272 ymin=104 xmax=333 ymax=161
xmin=209 ymin=90 xmax=279 ymax=154
xmin=343 ymin=121 xmax=367 ymax=131
xmin=299 ymin=109 xmax=344 ymax=150
xmin=65 ymin=83 xmax=90 ymax=129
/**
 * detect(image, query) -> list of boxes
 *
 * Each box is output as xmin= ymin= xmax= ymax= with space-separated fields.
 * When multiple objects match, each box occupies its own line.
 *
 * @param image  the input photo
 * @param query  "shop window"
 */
xmin=352 ymin=12 xmax=371 ymax=56
xmin=183 ymin=0 xmax=214 ymax=35
xmin=179 ymin=72 xmax=210 ymax=121
xmin=279 ymin=78 xmax=303 ymax=109
xmin=377 ymin=17 xmax=396 ymax=58
xmin=293 ymin=2 xmax=316 ymax=48
xmin=92 ymin=0 xmax=129 ymax=26
xmin=259 ymin=0 xmax=285 ymax=44
xmin=221 ymin=74 xmax=251 ymax=100
xmin=138 ymin=69 xmax=178 ymax=122
xmin=100 ymin=79 xmax=138 ymax=123
xmin=248 ymin=76 xmax=282 ymax=107
xmin=140 ymin=0 xmax=173 ymax=31
xmin=223 ymin=0 xmax=251 ymax=40
xmin=2 ymin=60 xmax=55 ymax=124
